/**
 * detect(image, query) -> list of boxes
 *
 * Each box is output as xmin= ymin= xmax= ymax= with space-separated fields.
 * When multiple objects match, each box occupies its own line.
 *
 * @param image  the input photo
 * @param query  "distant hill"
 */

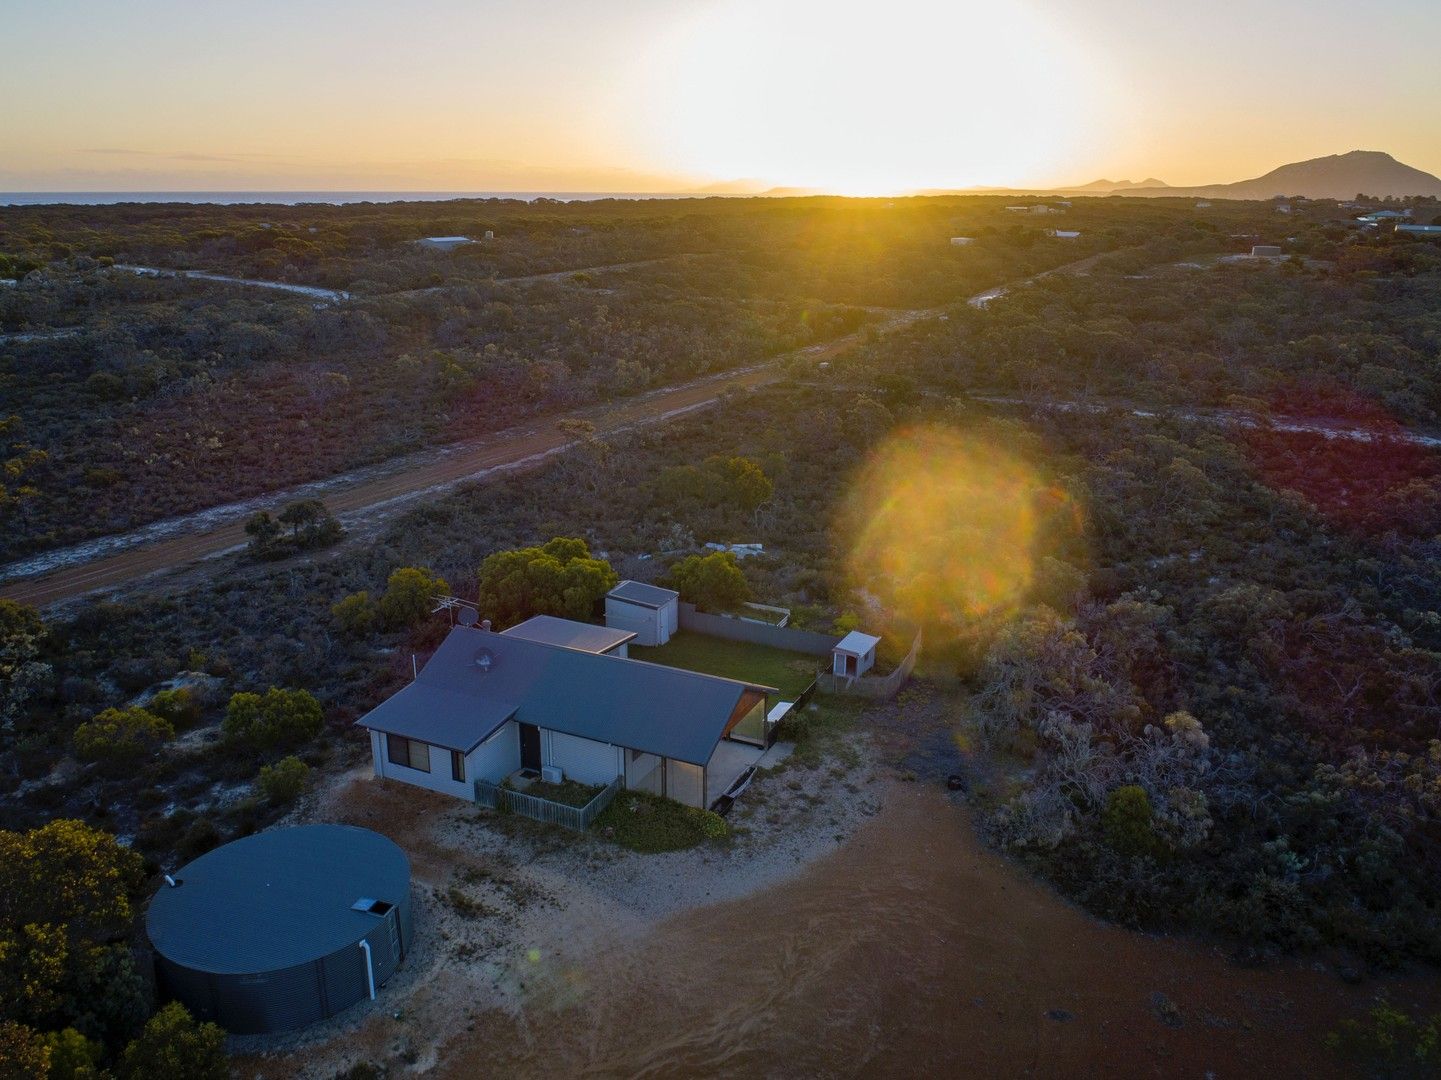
xmin=1071 ymin=177 xmax=1169 ymax=192
xmin=1125 ymin=151 xmax=1441 ymax=200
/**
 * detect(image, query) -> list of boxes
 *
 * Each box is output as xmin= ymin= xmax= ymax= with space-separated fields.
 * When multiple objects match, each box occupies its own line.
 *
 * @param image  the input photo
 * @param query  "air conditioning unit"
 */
xmin=540 ymin=765 xmax=564 ymax=785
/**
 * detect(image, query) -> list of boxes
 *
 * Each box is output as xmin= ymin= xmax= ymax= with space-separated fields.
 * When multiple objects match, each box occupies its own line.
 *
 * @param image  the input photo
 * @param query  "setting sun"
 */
xmin=641 ymin=0 xmax=1107 ymax=194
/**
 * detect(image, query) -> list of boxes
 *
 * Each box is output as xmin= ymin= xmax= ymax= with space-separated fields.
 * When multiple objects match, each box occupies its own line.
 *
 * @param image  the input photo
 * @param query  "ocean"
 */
xmin=0 ymin=191 xmax=698 ymax=207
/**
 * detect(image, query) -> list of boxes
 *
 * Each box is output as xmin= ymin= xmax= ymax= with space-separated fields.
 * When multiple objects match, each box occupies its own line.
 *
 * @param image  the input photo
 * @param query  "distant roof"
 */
xmin=834 ymin=631 xmax=881 ymax=656
xmin=146 ymin=825 xmax=409 ymax=975
xmin=421 ymin=235 xmax=473 ymax=243
xmin=607 ymin=580 xmax=679 ymax=608
xmin=356 ymin=626 xmax=775 ymax=764
xmin=503 ymin=614 xmax=634 ymax=653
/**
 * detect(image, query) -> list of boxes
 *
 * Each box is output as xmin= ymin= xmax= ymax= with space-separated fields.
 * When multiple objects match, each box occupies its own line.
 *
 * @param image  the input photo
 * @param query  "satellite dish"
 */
xmin=473 ymin=648 xmax=495 ymax=673
xmin=457 ymin=608 xmax=479 ymax=627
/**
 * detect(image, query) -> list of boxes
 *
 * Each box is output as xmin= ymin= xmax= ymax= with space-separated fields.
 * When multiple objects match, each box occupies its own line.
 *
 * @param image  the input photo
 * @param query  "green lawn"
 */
xmin=593 ymin=789 xmax=727 ymax=852
xmin=631 ymin=631 xmax=821 ymax=699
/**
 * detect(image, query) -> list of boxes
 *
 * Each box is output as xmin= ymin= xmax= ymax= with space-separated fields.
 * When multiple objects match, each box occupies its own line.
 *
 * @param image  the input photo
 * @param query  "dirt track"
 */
xmin=0 ymin=327 xmax=885 ymax=608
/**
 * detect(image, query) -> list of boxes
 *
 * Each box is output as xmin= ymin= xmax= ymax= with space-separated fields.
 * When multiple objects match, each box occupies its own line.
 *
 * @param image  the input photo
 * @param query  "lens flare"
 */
xmin=838 ymin=425 xmax=1052 ymax=642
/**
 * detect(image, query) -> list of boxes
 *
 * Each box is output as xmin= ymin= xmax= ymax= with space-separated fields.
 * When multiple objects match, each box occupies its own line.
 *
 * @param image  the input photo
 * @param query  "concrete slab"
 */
xmin=707 ymin=739 xmax=765 ymax=800
xmin=758 ymin=741 xmax=795 ymax=769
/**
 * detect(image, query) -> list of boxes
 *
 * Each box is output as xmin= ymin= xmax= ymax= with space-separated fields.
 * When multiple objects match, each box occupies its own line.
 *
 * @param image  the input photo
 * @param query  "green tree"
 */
xmin=118 ymin=1003 xmax=227 ymax=1080
xmin=0 ymin=820 xmax=144 ymax=1032
xmin=43 ymin=1027 xmax=105 ymax=1080
xmin=0 ymin=415 xmax=47 ymax=510
xmin=669 ymin=551 xmax=751 ymax=612
xmin=222 ymin=688 xmax=323 ymax=752
xmin=147 ymin=687 xmax=200 ymax=730
xmin=0 ymin=1021 xmax=49 ymax=1080
xmin=331 ymin=590 xmax=378 ymax=637
xmin=243 ymin=510 xmax=281 ymax=558
xmin=276 ymin=499 xmax=342 ymax=549
xmin=72 ymin=707 xmax=173 ymax=765
xmin=476 ymin=538 xmax=617 ymax=626
xmin=378 ymin=567 xmax=450 ymax=630
xmin=1101 ymin=785 xmax=1163 ymax=857
xmin=256 ymin=755 xmax=309 ymax=805
xmin=0 ymin=599 xmax=51 ymax=732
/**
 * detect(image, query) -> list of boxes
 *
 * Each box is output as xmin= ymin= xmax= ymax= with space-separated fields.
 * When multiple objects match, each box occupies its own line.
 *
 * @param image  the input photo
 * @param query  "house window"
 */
xmin=386 ymin=734 xmax=431 ymax=772
xmin=451 ymin=749 xmax=465 ymax=783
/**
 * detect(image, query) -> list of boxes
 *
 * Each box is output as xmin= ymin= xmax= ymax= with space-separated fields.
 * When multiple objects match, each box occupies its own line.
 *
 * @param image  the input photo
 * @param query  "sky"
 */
xmin=3 ymin=0 xmax=1439 ymax=194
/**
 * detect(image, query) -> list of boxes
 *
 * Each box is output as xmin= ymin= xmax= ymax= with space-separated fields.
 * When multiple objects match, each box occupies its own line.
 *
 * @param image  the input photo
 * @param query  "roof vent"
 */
xmin=351 ymin=898 xmax=393 ymax=916
xmin=473 ymin=647 xmax=496 ymax=673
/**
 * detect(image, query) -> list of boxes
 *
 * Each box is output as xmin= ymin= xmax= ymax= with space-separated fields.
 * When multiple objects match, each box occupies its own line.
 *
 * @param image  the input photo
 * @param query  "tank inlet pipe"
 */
xmin=358 ymin=940 xmax=376 ymax=1000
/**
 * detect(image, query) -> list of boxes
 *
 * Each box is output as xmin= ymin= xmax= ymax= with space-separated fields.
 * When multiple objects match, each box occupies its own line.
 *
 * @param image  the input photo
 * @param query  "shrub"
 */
xmin=332 ymin=590 xmax=378 ymax=637
xmin=43 ymin=1027 xmax=104 ymax=1080
xmin=175 ymin=818 xmax=220 ymax=861
xmin=378 ymin=567 xmax=449 ymax=629
xmin=1326 ymin=998 xmax=1441 ymax=1077
xmin=256 ymin=755 xmax=309 ymax=805
xmin=148 ymin=687 xmax=201 ymax=730
xmin=221 ymin=687 xmax=323 ymax=751
xmin=669 ymin=551 xmax=751 ymax=612
xmin=593 ymin=790 xmax=727 ymax=853
xmin=118 ymin=1003 xmax=227 ymax=1080
xmin=72 ymin=707 xmax=174 ymax=765
xmin=1101 ymin=785 xmax=1162 ymax=857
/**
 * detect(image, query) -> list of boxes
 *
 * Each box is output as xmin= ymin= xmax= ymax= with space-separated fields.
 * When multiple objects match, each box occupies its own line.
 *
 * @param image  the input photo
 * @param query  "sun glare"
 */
xmin=839 ymin=426 xmax=1059 ymax=641
xmin=642 ymin=0 xmax=1103 ymax=194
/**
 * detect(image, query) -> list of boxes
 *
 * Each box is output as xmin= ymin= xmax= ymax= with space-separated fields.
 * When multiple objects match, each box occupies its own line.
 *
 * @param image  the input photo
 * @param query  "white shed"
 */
xmin=832 ymin=631 xmax=881 ymax=678
xmin=950 ymin=236 xmax=974 ymax=246
xmin=605 ymin=581 xmax=680 ymax=647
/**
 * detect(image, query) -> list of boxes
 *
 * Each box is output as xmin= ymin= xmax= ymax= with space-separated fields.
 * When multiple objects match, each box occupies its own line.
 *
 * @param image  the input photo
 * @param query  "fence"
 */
xmin=677 ymin=602 xmax=838 ymax=656
xmin=816 ymin=629 xmax=923 ymax=700
xmin=474 ymin=775 xmax=623 ymax=831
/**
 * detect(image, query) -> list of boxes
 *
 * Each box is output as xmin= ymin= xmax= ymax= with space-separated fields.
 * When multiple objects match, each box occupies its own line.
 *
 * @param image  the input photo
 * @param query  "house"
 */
xmin=355 ymin=622 xmax=775 ymax=809
xmin=1048 ymin=229 xmax=1081 ymax=239
xmin=1357 ymin=210 xmax=1408 ymax=223
xmin=604 ymin=580 xmax=679 ymax=646
xmin=1195 ymin=201 xmax=1212 ymax=209
xmin=831 ymin=631 xmax=881 ymax=679
xmin=1396 ymin=224 xmax=1441 ymax=236
xmin=1251 ymin=244 xmax=1283 ymax=257
xmin=950 ymin=236 xmax=975 ymax=246
xmin=416 ymin=236 xmax=474 ymax=250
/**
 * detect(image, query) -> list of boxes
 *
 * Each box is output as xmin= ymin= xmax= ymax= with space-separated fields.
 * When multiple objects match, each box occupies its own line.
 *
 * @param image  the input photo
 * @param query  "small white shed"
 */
xmin=417 ymin=236 xmax=474 ymax=251
xmin=832 ymin=631 xmax=881 ymax=678
xmin=605 ymin=581 xmax=680 ymax=647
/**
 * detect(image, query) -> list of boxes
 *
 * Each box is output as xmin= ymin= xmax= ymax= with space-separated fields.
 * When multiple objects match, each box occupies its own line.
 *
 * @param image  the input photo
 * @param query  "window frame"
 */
xmin=386 ymin=733 xmax=431 ymax=773
xmin=450 ymin=749 xmax=465 ymax=783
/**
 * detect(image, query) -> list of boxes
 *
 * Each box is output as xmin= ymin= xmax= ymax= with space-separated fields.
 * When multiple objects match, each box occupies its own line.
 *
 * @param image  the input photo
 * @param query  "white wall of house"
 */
xmin=369 ymin=721 xmax=520 ymax=801
xmin=543 ymin=730 xmax=624 ymax=786
xmin=369 ymin=730 xmax=472 ymax=800
xmin=468 ymin=721 xmax=520 ymax=784
xmin=665 ymin=759 xmax=706 ymax=808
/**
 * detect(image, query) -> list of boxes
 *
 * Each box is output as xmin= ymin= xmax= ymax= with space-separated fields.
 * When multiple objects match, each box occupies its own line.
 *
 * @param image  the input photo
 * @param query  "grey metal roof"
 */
xmin=146 ymin=825 xmax=410 ymax=975
xmin=607 ymin=580 xmax=679 ymax=608
xmin=834 ymin=630 xmax=881 ymax=655
xmin=502 ymin=615 xmax=634 ymax=654
xmin=356 ymin=626 xmax=774 ymax=765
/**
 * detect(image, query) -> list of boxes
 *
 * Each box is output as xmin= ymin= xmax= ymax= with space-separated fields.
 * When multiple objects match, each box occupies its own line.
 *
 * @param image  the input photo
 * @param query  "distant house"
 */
xmin=831 ymin=631 xmax=881 ymax=679
xmin=950 ymin=236 xmax=975 ymax=246
xmin=355 ymin=621 xmax=775 ymax=808
xmin=1251 ymin=245 xmax=1283 ymax=257
xmin=1195 ymin=201 xmax=1212 ymax=209
xmin=1048 ymin=229 xmax=1082 ymax=239
xmin=416 ymin=236 xmax=475 ymax=250
xmin=1357 ymin=210 xmax=1408 ymax=223
xmin=604 ymin=581 xmax=680 ymax=647
xmin=1396 ymin=224 xmax=1441 ymax=236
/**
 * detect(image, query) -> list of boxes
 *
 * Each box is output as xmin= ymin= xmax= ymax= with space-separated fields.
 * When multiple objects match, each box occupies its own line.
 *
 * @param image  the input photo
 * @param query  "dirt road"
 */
xmin=0 ymin=326 xmax=888 ymax=608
